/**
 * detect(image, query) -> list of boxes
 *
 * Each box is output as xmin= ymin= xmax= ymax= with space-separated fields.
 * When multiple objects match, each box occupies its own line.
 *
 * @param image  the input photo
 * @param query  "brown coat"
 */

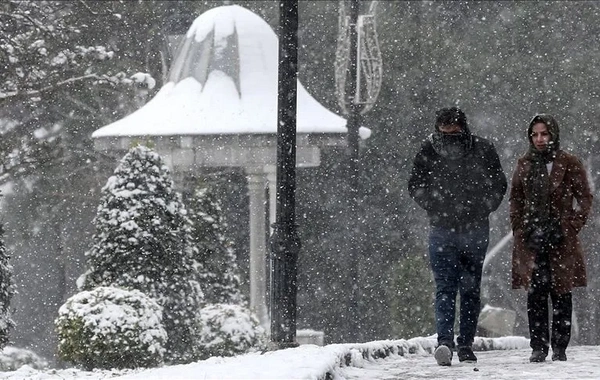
xmin=510 ymin=150 xmax=593 ymax=294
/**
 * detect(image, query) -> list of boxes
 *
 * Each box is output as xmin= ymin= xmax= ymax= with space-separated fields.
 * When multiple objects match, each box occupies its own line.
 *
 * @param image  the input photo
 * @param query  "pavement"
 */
xmin=337 ymin=345 xmax=600 ymax=379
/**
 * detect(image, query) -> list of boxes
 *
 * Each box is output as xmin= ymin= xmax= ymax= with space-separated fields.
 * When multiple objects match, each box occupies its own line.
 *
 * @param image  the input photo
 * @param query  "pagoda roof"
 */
xmin=92 ymin=5 xmax=370 ymax=139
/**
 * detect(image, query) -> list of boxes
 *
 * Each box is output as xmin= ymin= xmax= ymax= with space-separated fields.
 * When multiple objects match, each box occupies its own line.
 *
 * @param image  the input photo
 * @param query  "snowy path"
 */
xmin=1 ymin=340 xmax=598 ymax=379
xmin=337 ymin=346 xmax=600 ymax=379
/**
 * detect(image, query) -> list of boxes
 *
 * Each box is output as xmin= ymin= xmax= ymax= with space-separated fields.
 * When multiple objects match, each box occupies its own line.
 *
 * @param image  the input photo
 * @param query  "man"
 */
xmin=408 ymin=107 xmax=507 ymax=366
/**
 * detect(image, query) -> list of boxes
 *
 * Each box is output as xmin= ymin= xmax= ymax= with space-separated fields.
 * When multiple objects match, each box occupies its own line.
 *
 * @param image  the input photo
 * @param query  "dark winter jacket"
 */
xmin=408 ymin=135 xmax=507 ymax=229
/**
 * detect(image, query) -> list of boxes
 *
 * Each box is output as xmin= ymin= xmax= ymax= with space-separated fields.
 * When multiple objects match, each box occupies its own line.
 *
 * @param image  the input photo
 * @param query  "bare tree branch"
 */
xmin=76 ymin=0 xmax=119 ymax=17
xmin=0 ymin=74 xmax=101 ymax=103
xmin=77 ymin=0 xmax=98 ymax=15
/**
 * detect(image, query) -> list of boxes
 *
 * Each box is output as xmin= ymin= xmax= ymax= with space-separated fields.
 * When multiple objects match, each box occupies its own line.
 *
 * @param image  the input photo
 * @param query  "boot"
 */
xmin=434 ymin=344 xmax=453 ymax=366
xmin=457 ymin=346 xmax=477 ymax=363
xmin=529 ymin=349 xmax=548 ymax=363
xmin=552 ymin=348 xmax=567 ymax=361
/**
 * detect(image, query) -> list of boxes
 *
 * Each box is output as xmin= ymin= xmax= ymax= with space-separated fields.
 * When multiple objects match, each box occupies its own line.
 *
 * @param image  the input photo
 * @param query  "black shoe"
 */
xmin=434 ymin=344 xmax=453 ymax=366
xmin=529 ymin=349 xmax=548 ymax=363
xmin=457 ymin=346 xmax=477 ymax=363
xmin=552 ymin=348 xmax=567 ymax=361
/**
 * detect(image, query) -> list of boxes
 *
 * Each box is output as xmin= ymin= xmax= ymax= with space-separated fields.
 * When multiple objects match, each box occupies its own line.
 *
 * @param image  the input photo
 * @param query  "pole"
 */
xmin=269 ymin=0 xmax=301 ymax=349
xmin=344 ymin=0 xmax=362 ymax=343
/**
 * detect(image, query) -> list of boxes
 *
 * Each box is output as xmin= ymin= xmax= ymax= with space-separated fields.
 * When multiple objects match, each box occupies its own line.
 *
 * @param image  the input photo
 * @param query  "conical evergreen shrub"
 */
xmin=79 ymin=145 xmax=203 ymax=363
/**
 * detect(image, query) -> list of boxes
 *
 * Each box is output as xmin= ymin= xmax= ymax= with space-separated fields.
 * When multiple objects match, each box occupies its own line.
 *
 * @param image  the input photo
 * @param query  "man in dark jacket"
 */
xmin=408 ymin=107 xmax=507 ymax=366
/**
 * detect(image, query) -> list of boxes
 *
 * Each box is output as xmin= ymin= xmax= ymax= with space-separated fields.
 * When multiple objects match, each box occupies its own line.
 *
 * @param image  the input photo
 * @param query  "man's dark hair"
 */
xmin=435 ymin=107 xmax=467 ymax=130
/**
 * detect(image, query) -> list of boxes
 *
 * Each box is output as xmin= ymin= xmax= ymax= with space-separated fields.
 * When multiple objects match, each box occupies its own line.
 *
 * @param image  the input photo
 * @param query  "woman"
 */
xmin=510 ymin=114 xmax=592 ymax=363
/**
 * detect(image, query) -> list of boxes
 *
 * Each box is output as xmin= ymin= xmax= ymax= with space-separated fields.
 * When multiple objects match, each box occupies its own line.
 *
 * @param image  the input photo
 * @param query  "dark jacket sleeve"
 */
xmin=408 ymin=142 xmax=436 ymax=212
xmin=568 ymin=156 xmax=593 ymax=233
xmin=484 ymin=142 xmax=508 ymax=214
xmin=509 ymin=158 xmax=527 ymax=232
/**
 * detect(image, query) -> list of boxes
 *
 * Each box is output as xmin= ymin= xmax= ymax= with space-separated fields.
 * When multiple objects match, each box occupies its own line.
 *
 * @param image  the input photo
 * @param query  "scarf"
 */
xmin=524 ymin=114 xmax=563 ymax=250
xmin=525 ymin=146 xmax=554 ymax=230
xmin=430 ymin=131 xmax=473 ymax=159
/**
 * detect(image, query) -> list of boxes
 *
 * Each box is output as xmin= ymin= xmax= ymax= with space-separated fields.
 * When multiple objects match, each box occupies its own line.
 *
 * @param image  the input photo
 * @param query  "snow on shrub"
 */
xmin=197 ymin=304 xmax=266 ymax=359
xmin=56 ymin=286 xmax=167 ymax=370
xmin=0 ymin=346 xmax=48 ymax=371
xmin=80 ymin=145 xmax=203 ymax=364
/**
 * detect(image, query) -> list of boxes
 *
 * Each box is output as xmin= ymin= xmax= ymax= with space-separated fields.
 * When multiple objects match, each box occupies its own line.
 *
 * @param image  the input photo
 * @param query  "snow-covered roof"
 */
xmin=92 ymin=5 xmax=370 ymax=139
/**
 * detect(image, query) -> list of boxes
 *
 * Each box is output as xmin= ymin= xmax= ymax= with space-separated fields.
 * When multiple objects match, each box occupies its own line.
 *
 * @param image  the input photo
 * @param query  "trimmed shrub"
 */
xmin=197 ymin=304 xmax=266 ymax=359
xmin=79 ymin=145 xmax=203 ymax=363
xmin=0 ymin=346 xmax=48 ymax=371
xmin=56 ymin=286 xmax=167 ymax=370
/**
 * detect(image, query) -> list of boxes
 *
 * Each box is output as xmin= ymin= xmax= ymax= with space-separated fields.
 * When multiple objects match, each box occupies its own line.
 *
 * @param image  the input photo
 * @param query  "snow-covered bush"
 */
xmin=56 ymin=286 xmax=167 ymax=370
xmin=79 ymin=145 xmax=203 ymax=363
xmin=0 ymin=224 xmax=14 ymax=349
xmin=0 ymin=346 xmax=48 ymax=371
xmin=187 ymin=185 xmax=245 ymax=305
xmin=197 ymin=304 xmax=266 ymax=359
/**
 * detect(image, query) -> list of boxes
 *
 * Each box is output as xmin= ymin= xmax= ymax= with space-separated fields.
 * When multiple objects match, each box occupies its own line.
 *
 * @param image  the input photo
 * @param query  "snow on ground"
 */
xmin=0 ymin=336 xmax=598 ymax=379
xmin=339 ymin=345 xmax=600 ymax=379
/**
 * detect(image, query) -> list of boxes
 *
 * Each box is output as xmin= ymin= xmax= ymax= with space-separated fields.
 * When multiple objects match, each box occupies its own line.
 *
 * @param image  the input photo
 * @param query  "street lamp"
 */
xmin=334 ymin=0 xmax=382 ymax=342
xmin=269 ymin=0 xmax=301 ymax=349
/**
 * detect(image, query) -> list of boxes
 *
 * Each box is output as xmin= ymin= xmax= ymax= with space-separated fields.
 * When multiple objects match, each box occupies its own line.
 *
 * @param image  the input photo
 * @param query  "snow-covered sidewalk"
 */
xmin=339 ymin=345 xmax=600 ymax=379
xmin=3 ymin=336 xmax=598 ymax=379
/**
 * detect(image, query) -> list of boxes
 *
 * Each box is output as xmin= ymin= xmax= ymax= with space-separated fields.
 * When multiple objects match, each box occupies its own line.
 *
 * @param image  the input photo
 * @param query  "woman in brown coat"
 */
xmin=510 ymin=114 xmax=592 ymax=363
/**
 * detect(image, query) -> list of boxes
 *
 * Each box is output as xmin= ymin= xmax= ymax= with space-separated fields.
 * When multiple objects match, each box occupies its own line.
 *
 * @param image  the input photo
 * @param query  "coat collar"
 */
xmin=549 ymin=150 xmax=567 ymax=193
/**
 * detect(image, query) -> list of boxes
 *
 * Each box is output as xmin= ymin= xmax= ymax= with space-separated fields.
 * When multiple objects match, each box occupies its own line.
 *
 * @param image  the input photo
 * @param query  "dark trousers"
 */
xmin=527 ymin=256 xmax=572 ymax=351
xmin=428 ymin=225 xmax=489 ymax=348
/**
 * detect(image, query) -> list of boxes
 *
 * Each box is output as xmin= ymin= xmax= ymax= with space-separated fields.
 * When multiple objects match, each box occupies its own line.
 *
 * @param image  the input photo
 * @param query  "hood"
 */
xmin=433 ymin=106 xmax=471 ymax=137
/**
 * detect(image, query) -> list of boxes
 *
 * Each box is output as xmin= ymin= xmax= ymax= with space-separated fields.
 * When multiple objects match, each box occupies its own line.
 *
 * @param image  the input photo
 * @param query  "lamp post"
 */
xmin=345 ymin=0 xmax=361 ymax=343
xmin=269 ymin=0 xmax=301 ymax=349
xmin=335 ymin=0 xmax=382 ymax=342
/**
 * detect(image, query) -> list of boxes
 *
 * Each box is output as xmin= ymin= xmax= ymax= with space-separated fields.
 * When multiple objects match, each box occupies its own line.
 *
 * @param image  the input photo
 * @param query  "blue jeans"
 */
xmin=428 ymin=225 xmax=489 ymax=348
